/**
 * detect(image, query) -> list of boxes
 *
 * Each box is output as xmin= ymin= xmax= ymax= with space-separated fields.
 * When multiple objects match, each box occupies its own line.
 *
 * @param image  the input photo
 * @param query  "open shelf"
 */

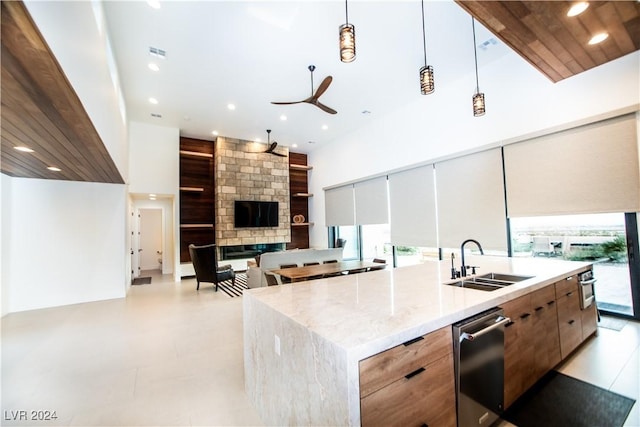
xmin=291 ymin=222 xmax=314 ymax=227
xmin=180 ymin=224 xmax=214 ymax=228
xmin=293 ymin=193 xmax=313 ymax=197
xmin=290 ymin=164 xmax=313 ymax=171
xmin=180 ymin=186 xmax=205 ymax=192
xmin=179 ymin=149 xmax=213 ymax=159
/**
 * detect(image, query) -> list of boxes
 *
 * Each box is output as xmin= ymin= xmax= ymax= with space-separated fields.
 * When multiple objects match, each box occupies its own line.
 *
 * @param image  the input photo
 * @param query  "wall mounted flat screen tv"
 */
xmin=234 ymin=200 xmax=279 ymax=228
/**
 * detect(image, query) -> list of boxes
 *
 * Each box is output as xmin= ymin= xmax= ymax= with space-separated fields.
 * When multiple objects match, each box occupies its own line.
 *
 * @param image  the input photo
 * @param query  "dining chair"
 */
xmin=264 ymin=272 xmax=280 ymax=286
xmin=303 ymin=262 xmax=322 ymax=280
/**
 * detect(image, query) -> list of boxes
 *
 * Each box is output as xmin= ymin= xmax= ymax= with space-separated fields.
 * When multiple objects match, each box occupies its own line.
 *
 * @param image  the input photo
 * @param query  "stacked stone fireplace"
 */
xmin=215 ymin=136 xmax=291 ymax=259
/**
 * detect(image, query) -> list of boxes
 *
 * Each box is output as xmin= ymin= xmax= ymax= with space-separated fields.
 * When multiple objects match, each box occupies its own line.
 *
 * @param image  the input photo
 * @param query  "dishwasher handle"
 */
xmin=459 ymin=316 xmax=511 ymax=343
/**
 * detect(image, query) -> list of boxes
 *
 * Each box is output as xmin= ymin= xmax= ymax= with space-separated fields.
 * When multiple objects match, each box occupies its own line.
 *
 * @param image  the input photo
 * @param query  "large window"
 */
xmin=361 ymin=224 xmax=392 ymax=263
xmin=510 ymin=213 xmax=634 ymax=316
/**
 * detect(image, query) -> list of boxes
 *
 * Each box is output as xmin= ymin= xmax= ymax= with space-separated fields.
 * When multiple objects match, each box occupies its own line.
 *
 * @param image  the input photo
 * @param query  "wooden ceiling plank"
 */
xmin=528 ymin=39 xmax=573 ymax=79
xmin=624 ymin=17 xmax=640 ymax=50
xmin=1 ymin=1 xmax=123 ymax=184
xmin=594 ymin=2 xmax=636 ymax=53
xmin=612 ymin=1 xmax=640 ymax=23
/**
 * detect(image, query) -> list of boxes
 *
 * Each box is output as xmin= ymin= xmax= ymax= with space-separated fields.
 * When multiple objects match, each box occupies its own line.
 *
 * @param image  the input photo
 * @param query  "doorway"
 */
xmin=139 ymin=208 xmax=163 ymax=274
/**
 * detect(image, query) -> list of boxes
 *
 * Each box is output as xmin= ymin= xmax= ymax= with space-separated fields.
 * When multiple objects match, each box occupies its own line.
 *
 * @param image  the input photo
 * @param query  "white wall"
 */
xmin=24 ymin=0 xmax=129 ymax=181
xmin=308 ymin=51 xmax=640 ymax=247
xmin=1 ymin=174 xmax=12 ymax=317
xmin=128 ymin=121 xmax=180 ymax=279
xmin=4 ymin=178 xmax=127 ymax=313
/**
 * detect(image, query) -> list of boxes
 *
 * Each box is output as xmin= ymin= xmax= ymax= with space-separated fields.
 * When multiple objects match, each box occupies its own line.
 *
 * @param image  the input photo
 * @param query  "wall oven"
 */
xmin=579 ymin=269 xmax=596 ymax=309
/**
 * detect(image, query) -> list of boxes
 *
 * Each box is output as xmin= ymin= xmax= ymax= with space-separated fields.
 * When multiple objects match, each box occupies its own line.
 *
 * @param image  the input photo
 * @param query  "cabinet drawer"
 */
xmin=531 ymin=284 xmax=556 ymax=309
xmin=360 ymin=354 xmax=456 ymax=427
xmin=557 ymin=290 xmax=582 ymax=359
xmin=359 ymin=326 xmax=452 ymax=398
xmin=555 ymin=275 xmax=578 ymax=299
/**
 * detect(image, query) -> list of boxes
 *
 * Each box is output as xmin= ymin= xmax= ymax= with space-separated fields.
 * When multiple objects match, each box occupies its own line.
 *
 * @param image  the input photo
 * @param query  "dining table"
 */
xmin=270 ymin=260 xmax=384 ymax=283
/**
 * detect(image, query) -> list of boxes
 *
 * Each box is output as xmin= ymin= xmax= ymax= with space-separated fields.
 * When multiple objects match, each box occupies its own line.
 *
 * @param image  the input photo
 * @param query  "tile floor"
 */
xmin=2 ymin=270 xmax=639 ymax=426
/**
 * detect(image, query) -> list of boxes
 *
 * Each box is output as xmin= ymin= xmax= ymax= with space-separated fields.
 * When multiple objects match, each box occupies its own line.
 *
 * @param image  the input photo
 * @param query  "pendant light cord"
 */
xmin=472 ymin=17 xmax=480 ymax=93
xmin=421 ymin=0 xmax=427 ymax=68
xmin=345 ymin=0 xmax=349 ymax=25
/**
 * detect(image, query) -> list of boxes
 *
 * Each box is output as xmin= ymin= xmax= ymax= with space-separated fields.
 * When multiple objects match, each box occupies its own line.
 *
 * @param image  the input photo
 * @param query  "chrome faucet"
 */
xmin=460 ymin=239 xmax=484 ymax=277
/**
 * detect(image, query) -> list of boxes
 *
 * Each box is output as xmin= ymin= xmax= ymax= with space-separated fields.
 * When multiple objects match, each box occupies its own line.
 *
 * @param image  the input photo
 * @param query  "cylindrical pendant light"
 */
xmin=471 ymin=17 xmax=485 ymax=116
xmin=339 ymin=0 xmax=355 ymax=63
xmin=419 ymin=0 xmax=435 ymax=94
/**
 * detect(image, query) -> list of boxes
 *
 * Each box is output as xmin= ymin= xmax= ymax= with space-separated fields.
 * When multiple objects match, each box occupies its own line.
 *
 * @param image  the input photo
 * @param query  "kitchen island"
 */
xmin=243 ymin=255 xmax=593 ymax=426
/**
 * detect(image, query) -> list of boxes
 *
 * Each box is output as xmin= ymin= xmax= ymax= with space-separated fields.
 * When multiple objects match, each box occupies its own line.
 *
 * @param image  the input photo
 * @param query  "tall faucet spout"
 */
xmin=460 ymin=239 xmax=484 ymax=277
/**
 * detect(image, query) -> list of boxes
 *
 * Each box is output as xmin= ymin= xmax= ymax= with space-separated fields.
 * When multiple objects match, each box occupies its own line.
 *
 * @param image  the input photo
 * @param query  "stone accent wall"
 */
xmin=215 ymin=136 xmax=291 ymax=247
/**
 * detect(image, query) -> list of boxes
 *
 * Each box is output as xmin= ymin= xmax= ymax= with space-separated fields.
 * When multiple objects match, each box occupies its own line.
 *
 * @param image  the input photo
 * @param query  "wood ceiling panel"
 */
xmin=1 ymin=1 xmax=123 ymax=183
xmin=456 ymin=1 xmax=640 ymax=83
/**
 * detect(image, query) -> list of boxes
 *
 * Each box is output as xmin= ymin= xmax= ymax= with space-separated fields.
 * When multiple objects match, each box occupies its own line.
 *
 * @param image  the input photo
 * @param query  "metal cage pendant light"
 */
xmin=471 ymin=17 xmax=485 ymax=116
xmin=419 ymin=0 xmax=435 ymax=95
xmin=339 ymin=0 xmax=356 ymax=63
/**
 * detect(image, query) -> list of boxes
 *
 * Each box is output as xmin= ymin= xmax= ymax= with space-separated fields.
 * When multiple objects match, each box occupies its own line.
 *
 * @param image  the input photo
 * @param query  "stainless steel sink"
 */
xmin=444 ymin=272 xmax=534 ymax=292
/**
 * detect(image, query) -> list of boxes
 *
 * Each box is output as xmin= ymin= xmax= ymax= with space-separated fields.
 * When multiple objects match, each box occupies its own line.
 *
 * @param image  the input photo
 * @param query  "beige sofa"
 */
xmin=246 ymin=248 xmax=344 ymax=288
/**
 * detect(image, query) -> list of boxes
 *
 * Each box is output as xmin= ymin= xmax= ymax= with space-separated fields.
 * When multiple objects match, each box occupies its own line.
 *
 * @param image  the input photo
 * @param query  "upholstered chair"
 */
xmin=188 ymin=243 xmax=235 ymax=291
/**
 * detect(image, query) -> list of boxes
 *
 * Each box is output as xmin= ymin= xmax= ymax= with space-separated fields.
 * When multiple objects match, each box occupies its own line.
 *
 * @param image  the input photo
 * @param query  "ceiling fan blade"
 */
xmin=315 ymin=101 xmax=337 ymax=115
xmin=271 ymin=151 xmax=287 ymax=157
xmin=264 ymin=142 xmax=278 ymax=153
xmin=312 ymin=76 xmax=333 ymax=100
xmin=271 ymin=101 xmax=304 ymax=105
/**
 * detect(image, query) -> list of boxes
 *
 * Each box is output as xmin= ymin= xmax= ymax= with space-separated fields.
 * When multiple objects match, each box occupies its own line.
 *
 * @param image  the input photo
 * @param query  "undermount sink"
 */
xmin=444 ymin=272 xmax=534 ymax=292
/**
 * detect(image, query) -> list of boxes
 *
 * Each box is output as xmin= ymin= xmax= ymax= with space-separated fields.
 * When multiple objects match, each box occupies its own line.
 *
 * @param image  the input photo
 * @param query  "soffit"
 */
xmin=0 ymin=1 xmax=123 ymax=183
xmin=456 ymin=1 xmax=640 ymax=82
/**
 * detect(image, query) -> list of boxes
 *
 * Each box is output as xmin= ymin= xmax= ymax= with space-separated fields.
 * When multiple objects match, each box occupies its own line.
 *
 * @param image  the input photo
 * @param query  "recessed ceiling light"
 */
xmin=280 ymin=114 xmax=287 ymax=121
xmin=150 ymin=196 xmax=157 ymax=200
xmin=255 ymin=138 xmax=262 ymax=143
xmin=149 ymin=194 xmax=156 ymax=198
xmin=292 ymin=143 xmax=298 ymax=148
xmin=227 ymin=104 xmax=236 ymax=110
xmin=212 ymin=130 xmax=219 ymax=136
xmin=321 ymin=125 xmax=328 ymax=130
xmin=588 ymin=32 xmax=609 ymax=45
xmin=147 ymin=0 xmax=161 ymax=9
xmin=14 ymin=146 xmax=34 ymax=153
xmin=148 ymin=63 xmax=159 ymax=72
xmin=567 ymin=2 xmax=589 ymax=17
xmin=149 ymin=97 xmax=158 ymax=104
xmin=47 ymin=166 xmax=61 ymax=172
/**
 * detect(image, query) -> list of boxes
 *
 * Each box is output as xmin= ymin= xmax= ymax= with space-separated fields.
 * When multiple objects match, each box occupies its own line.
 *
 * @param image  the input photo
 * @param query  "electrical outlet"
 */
xmin=274 ymin=334 xmax=281 ymax=356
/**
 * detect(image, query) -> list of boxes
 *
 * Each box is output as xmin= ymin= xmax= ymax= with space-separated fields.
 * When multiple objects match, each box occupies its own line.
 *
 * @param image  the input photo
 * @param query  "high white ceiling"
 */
xmin=103 ymin=1 xmax=508 ymax=153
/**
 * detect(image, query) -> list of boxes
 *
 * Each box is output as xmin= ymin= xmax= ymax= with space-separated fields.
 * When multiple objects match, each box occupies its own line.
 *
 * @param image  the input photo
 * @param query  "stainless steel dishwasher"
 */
xmin=453 ymin=307 xmax=510 ymax=427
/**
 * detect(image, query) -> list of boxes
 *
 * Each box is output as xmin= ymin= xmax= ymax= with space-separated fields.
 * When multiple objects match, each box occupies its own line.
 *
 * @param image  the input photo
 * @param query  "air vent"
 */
xmin=478 ymin=38 xmax=498 ymax=51
xmin=151 ymin=113 xmax=162 ymax=118
xmin=149 ymin=47 xmax=166 ymax=58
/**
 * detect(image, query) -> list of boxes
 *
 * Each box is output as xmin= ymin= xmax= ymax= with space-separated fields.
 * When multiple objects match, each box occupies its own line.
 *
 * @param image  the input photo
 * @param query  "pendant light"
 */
xmin=419 ymin=0 xmax=435 ymax=94
xmin=339 ymin=0 xmax=355 ymax=63
xmin=471 ymin=17 xmax=485 ymax=117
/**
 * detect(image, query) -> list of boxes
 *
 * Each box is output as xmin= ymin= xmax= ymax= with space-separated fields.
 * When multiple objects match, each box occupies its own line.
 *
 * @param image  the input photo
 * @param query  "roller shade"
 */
xmin=324 ymin=185 xmax=355 ymax=226
xmin=388 ymin=165 xmax=437 ymax=247
xmin=354 ymin=176 xmax=389 ymax=225
xmin=436 ymin=148 xmax=507 ymax=251
xmin=504 ymin=114 xmax=640 ymax=217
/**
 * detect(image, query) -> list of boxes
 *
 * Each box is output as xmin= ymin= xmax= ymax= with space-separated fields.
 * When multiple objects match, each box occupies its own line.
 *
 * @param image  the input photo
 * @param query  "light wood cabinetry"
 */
xmin=502 ymin=283 xmax=561 ymax=408
xmin=359 ymin=326 xmax=456 ymax=427
xmin=581 ymin=302 xmax=598 ymax=340
xmin=555 ymin=275 xmax=583 ymax=359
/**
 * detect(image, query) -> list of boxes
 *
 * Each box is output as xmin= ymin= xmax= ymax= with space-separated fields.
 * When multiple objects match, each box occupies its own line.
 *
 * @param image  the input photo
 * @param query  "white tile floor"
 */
xmin=2 ymin=270 xmax=639 ymax=426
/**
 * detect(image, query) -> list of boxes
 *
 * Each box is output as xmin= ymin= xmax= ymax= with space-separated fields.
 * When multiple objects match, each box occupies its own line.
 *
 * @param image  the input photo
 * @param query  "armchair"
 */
xmin=188 ymin=243 xmax=236 ymax=291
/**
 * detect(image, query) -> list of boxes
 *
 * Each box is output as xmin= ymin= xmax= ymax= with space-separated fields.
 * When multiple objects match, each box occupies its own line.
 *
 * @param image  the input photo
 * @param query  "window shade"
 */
xmin=354 ymin=176 xmax=389 ymax=225
xmin=504 ymin=114 xmax=639 ymax=217
xmin=388 ymin=165 xmax=437 ymax=247
xmin=324 ymin=185 xmax=355 ymax=226
xmin=436 ymin=148 xmax=507 ymax=251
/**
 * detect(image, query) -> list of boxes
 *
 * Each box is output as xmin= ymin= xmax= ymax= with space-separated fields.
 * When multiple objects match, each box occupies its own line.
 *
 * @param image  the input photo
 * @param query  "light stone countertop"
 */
xmin=244 ymin=255 xmax=591 ymax=362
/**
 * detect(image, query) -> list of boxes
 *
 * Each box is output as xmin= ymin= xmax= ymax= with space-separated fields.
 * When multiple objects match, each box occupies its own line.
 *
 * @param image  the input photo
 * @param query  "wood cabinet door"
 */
xmin=502 ymin=293 xmax=533 ymax=409
xmin=530 ymin=285 xmax=561 ymax=387
xmin=581 ymin=303 xmax=598 ymax=340
xmin=360 ymin=354 xmax=456 ymax=427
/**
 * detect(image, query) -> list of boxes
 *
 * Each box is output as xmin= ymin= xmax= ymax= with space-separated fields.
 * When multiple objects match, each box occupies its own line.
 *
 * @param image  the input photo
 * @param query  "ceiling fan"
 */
xmin=261 ymin=129 xmax=287 ymax=157
xmin=271 ymin=65 xmax=337 ymax=115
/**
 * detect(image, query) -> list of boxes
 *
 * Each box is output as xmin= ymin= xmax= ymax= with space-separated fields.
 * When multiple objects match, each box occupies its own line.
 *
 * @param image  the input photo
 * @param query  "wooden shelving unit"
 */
xmin=179 ymin=137 xmax=215 ymax=262
xmin=288 ymin=152 xmax=311 ymax=250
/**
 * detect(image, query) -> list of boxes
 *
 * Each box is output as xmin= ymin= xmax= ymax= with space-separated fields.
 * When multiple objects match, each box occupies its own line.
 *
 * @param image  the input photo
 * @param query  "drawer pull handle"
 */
xmin=421 ymin=424 xmax=429 ymax=427
xmin=568 ymin=319 xmax=575 ymax=325
xmin=505 ymin=320 xmax=515 ymax=328
xmin=520 ymin=313 xmax=531 ymax=319
xmin=535 ymin=306 xmax=544 ymax=312
xmin=566 ymin=276 xmax=573 ymax=280
xmin=405 ymin=367 xmax=425 ymax=380
xmin=566 ymin=292 xmax=573 ymax=297
xmin=403 ymin=336 xmax=424 ymax=346
xmin=547 ymin=300 xmax=555 ymax=306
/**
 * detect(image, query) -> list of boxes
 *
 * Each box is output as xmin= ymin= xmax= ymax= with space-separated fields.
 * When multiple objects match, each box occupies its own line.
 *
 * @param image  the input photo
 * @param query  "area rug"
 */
xmin=503 ymin=371 xmax=635 ymax=427
xmin=132 ymin=277 xmax=152 ymax=285
xmin=217 ymin=272 xmax=249 ymax=298
xmin=599 ymin=316 xmax=627 ymax=331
